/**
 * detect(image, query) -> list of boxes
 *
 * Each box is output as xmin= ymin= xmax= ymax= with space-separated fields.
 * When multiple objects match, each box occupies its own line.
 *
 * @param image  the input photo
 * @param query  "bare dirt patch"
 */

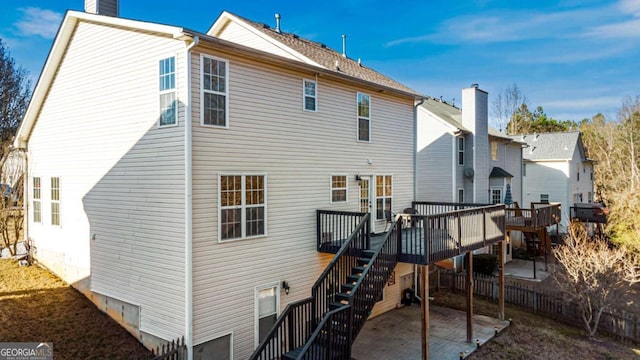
xmin=431 ymin=289 xmax=640 ymax=360
xmin=0 ymin=259 xmax=153 ymax=360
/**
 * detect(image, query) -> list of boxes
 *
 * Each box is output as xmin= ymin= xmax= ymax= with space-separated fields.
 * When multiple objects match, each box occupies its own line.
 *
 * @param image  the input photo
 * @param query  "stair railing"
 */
xmin=248 ymin=298 xmax=314 ymax=360
xmin=289 ymin=305 xmax=353 ymax=360
xmin=347 ymin=216 xmax=401 ymax=340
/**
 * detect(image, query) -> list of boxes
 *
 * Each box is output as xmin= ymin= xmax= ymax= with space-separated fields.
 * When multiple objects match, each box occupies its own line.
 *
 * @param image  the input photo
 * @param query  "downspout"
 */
xmin=413 ymin=97 xmax=425 ymax=201
xmin=184 ymin=35 xmax=199 ymax=360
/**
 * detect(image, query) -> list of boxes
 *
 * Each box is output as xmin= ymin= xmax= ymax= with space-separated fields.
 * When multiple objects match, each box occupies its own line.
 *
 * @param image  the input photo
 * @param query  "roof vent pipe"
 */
xmin=275 ymin=13 xmax=281 ymax=33
xmin=342 ymin=34 xmax=347 ymax=58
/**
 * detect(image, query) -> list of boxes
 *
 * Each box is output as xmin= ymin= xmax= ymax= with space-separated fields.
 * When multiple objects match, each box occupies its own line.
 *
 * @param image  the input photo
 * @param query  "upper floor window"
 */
xmin=523 ymin=163 xmax=527 ymax=176
xmin=491 ymin=141 xmax=498 ymax=161
xmin=219 ymin=174 xmax=265 ymax=241
xmin=330 ymin=175 xmax=347 ymax=203
xmin=51 ymin=177 xmax=60 ymax=226
xmin=303 ymin=79 xmax=317 ymax=112
xmin=375 ymin=175 xmax=392 ymax=220
xmin=457 ymin=138 xmax=464 ymax=166
xmin=159 ymin=57 xmax=177 ymax=127
xmin=540 ymin=194 xmax=549 ymax=203
xmin=576 ymin=163 xmax=580 ymax=181
xmin=357 ymin=93 xmax=370 ymax=142
xmin=33 ymin=177 xmax=41 ymax=223
xmin=202 ymin=56 xmax=228 ymax=127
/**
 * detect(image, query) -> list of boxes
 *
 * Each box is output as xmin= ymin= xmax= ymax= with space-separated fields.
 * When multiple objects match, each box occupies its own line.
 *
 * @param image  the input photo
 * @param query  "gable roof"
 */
xmin=419 ymin=98 xmax=467 ymax=132
xmin=208 ymin=11 xmax=418 ymax=95
xmin=512 ymin=131 xmax=590 ymax=161
xmin=15 ymin=10 xmax=421 ymax=148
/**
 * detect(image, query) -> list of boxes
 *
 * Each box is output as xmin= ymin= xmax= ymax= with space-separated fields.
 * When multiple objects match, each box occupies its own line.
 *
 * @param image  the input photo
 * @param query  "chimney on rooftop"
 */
xmin=85 ymin=0 xmax=119 ymax=17
xmin=342 ymin=35 xmax=347 ymax=58
xmin=275 ymin=13 xmax=281 ymax=33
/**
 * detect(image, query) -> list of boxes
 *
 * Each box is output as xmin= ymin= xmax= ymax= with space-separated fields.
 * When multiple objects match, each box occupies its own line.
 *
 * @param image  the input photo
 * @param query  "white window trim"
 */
xmin=218 ymin=173 xmax=267 ymax=243
xmin=33 ymin=177 xmax=42 ymax=224
xmin=457 ymin=137 xmax=464 ymax=166
xmin=356 ymin=92 xmax=371 ymax=143
xmin=254 ymin=282 xmax=280 ymax=348
xmin=302 ymin=78 xmax=317 ymax=112
xmin=158 ymin=55 xmax=178 ymax=128
xmin=200 ymin=54 xmax=230 ymax=128
xmin=51 ymin=177 xmax=60 ymax=226
xmin=195 ymin=332 xmax=233 ymax=359
xmin=330 ymin=174 xmax=348 ymax=204
xmin=490 ymin=186 xmax=502 ymax=205
xmin=374 ymin=175 xmax=393 ymax=221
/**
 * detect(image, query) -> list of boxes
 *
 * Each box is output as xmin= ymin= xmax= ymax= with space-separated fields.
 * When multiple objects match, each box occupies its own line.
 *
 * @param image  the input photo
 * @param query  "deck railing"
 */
xmin=412 ymin=201 xmax=490 ymax=216
xmin=316 ymin=210 xmax=369 ymax=252
xmin=292 ymin=305 xmax=352 ymax=360
xmin=505 ymin=203 xmax=561 ymax=229
xmin=400 ymin=204 xmax=505 ymax=264
xmin=570 ymin=205 xmax=607 ymax=224
xmin=248 ymin=298 xmax=314 ymax=360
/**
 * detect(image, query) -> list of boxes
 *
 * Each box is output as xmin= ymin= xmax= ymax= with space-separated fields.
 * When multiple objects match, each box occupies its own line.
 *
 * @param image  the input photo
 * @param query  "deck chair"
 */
xmin=402 ymin=207 xmax=420 ymax=228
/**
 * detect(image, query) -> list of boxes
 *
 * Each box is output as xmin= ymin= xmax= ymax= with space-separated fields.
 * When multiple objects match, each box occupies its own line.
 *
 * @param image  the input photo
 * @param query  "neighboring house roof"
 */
xmin=208 ymin=11 xmax=418 ymax=95
xmin=489 ymin=167 xmax=513 ymax=178
xmin=419 ymin=98 xmax=468 ymax=132
xmin=511 ymin=131 xmax=591 ymax=161
xmin=15 ymin=10 xmax=420 ymax=148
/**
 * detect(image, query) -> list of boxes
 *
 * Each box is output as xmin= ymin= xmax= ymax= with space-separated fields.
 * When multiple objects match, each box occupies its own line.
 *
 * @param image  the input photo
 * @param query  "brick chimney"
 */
xmin=85 ymin=0 xmax=119 ymax=17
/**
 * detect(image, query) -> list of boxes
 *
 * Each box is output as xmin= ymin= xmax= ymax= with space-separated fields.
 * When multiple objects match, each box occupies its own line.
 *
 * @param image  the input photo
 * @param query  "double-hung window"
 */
xmin=33 ymin=177 xmax=41 ymax=223
xmin=159 ymin=57 xmax=177 ymax=126
xmin=457 ymin=138 xmax=464 ymax=165
xmin=490 ymin=187 xmax=502 ymax=205
xmin=330 ymin=175 xmax=347 ymax=203
xmin=303 ymin=79 xmax=317 ymax=111
xmin=220 ymin=175 xmax=266 ymax=241
xmin=491 ymin=141 xmax=498 ymax=161
xmin=357 ymin=93 xmax=370 ymax=142
xmin=202 ymin=56 xmax=228 ymax=127
xmin=375 ymin=175 xmax=392 ymax=220
xmin=51 ymin=177 xmax=60 ymax=226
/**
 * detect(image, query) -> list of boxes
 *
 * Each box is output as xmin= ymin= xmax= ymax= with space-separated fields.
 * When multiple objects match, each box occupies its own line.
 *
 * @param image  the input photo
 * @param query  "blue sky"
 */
xmin=1 ymin=0 xmax=639 ymax=125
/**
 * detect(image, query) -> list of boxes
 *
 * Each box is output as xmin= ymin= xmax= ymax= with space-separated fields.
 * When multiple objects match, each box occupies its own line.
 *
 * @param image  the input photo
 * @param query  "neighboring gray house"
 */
xmin=511 ymin=131 xmax=595 ymax=233
xmin=15 ymin=2 xmax=421 ymax=358
xmin=416 ymin=85 xmax=524 ymax=265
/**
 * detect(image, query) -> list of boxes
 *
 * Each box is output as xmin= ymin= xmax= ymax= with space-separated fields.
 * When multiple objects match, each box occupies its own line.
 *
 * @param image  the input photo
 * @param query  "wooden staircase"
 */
xmin=250 ymin=214 xmax=401 ymax=360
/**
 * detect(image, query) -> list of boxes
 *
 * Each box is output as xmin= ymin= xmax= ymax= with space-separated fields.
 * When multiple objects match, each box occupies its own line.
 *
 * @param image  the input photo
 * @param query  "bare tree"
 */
xmin=491 ymin=83 xmax=527 ymax=134
xmin=553 ymin=223 xmax=640 ymax=338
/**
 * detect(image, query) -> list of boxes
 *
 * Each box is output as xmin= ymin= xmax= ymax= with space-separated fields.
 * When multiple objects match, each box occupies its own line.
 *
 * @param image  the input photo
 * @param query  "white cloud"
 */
xmin=14 ymin=7 xmax=62 ymax=39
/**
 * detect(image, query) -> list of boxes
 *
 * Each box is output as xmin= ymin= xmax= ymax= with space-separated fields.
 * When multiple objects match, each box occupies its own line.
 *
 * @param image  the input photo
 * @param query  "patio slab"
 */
xmin=352 ymin=304 xmax=510 ymax=360
xmin=504 ymin=258 xmax=554 ymax=282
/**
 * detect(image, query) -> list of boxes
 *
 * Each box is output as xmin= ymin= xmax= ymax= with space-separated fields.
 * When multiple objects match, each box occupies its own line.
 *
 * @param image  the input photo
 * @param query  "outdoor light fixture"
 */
xmin=355 ymin=175 xmax=362 ymax=182
xmin=282 ymin=281 xmax=290 ymax=295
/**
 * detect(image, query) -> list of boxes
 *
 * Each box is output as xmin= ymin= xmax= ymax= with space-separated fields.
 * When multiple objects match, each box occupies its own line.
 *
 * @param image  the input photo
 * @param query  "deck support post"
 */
xmin=420 ymin=264 xmax=430 ymax=360
xmin=498 ymin=237 xmax=505 ymax=321
xmin=466 ymin=251 xmax=473 ymax=343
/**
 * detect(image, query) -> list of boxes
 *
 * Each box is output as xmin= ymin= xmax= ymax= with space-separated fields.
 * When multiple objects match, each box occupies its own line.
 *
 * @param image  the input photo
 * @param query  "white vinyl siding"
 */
xmin=33 ymin=177 xmax=41 ymax=223
xmin=357 ymin=92 xmax=370 ymax=142
xmin=219 ymin=174 xmax=266 ymax=241
xmin=330 ymin=175 xmax=347 ymax=203
xmin=51 ymin=177 xmax=60 ymax=226
xmin=159 ymin=56 xmax=177 ymax=127
xmin=190 ymin=50 xmax=414 ymax=358
xmin=201 ymin=55 xmax=229 ymax=127
xmin=303 ymin=79 xmax=317 ymax=112
xmin=26 ymin=20 xmax=186 ymax=341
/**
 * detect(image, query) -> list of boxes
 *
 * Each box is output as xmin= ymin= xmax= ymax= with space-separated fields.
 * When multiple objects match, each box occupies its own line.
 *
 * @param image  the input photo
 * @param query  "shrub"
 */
xmin=473 ymin=254 xmax=498 ymax=276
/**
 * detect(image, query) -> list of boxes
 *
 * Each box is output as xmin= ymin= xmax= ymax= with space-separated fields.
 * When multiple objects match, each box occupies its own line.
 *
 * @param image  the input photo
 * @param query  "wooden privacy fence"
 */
xmin=436 ymin=270 xmax=640 ymax=344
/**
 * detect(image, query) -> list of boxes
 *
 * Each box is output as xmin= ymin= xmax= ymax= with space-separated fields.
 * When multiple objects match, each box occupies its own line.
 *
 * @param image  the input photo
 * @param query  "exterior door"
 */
xmin=359 ymin=176 xmax=373 ymax=232
xmin=255 ymin=284 xmax=279 ymax=347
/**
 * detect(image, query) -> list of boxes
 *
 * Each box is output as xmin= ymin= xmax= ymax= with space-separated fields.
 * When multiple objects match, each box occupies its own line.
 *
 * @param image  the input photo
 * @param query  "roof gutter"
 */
xmin=183 ymin=34 xmax=199 ymax=360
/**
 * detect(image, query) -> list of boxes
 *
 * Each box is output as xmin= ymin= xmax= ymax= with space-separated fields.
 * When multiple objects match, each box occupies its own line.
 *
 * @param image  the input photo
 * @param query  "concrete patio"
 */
xmin=352 ymin=304 xmax=510 ymax=360
xmin=504 ymin=258 xmax=554 ymax=282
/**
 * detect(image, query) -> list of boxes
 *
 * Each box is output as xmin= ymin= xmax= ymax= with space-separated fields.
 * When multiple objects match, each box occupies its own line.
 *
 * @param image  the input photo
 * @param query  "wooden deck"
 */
xmin=505 ymin=203 xmax=561 ymax=232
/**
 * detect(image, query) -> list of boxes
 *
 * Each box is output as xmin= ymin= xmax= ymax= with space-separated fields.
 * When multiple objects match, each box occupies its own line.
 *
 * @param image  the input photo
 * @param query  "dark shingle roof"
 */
xmin=228 ymin=12 xmax=418 ymax=95
xmin=511 ymin=132 xmax=584 ymax=161
xmin=490 ymin=167 xmax=514 ymax=178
